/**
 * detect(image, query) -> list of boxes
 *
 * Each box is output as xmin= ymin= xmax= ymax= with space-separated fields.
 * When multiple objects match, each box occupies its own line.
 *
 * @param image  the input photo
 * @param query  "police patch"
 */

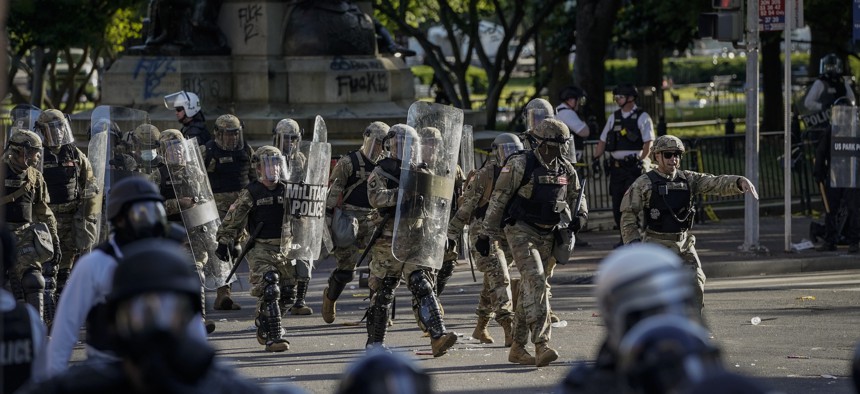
xmin=650 ymin=208 xmax=660 ymax=220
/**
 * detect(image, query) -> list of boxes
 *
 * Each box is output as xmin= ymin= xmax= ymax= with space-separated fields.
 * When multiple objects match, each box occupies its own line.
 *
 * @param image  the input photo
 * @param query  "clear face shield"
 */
xmin=161 ymin=139 xmax=187 ymax=166
xmin=259 ymin=154 xmax=287 ymax=182
xmin=113 ymin=292 xmax=195 ymax=341
xmin=41 ymin=119 xmax=75 ymax=148
xmin=495 ymin=142 xmax=520 ymax=163
xmin=420 ymin=137 xmax=441 ymax=167
xmin=526 ymin=109 xmax=553 ymax=133
xmin=163 ymin=91 xmax=190 ymax=111
xmin=275 ymin=133 xmax=301 ymax=157
xmin=361 ymin=136 xmax=385 ymax=162
xmin=389 ymin=132 xmax=407 ymax=160
xmin=217 ymin=128 xmax=243 ymax=151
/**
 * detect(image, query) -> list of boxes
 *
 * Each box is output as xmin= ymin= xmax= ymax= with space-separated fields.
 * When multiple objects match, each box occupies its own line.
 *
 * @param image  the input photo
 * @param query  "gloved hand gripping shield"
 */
xmin=391 ymin=102 xmax=464 ymax=268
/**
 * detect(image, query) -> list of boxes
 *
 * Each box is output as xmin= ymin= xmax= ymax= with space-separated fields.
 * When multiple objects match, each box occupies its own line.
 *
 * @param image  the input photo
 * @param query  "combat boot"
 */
xmin=510 ymin=278 xmax=520 ymax=311
xmin=430 ymin=332 xmax=458 ymax=357
xmin=535 ymin=341 xmax=559 ymax=367
xmin=214 ymin=285 xmax=241 ymax=310
xmin=290 ymin=281 xmax=313 ymax=315
xmin=322 ymin=287 xmax=337 ymax=324
xmin=508 ymin=341 xmax=535 ymax=365
xmin=279 ymin=284 xmax=296 ymax=316
xmin=499 ymin=316 xmax=514 ymax=348
xmin=471 ymin=315 xmax=494 ymax=344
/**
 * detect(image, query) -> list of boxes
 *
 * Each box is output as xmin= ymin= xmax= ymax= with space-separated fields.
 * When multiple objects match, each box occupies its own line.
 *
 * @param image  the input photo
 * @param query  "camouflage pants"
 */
xmin=644 ymin=231 xmax=706 ymax=313
xmin=331 ymin=207 xmax=376 ymax=271
xmin=215 ymin=192 xmax=248 ymax=244
xmin=247 ymin=238 xmax=291 ymax=298
xmin=6 ymin=223 xmax=42 ymax=286
xmin=368 ymin=236 xmax=435 ymax=302
xmin=284 ymin=259 xmax=313 ymax=286
xmin=504 ymin=222 xmax=554 ymax=345
xmin=469 ymin=227 xmax=513 ymax=321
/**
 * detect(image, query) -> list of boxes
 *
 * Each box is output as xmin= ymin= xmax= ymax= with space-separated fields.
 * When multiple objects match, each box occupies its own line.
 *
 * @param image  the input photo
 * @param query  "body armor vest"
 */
xmin=342 ymin=151 xmax=375 ymax=208
xmin=205 ymin=141 xmax=251 ymax=193
xmin=247 ymin=182 xmax=287 ymax=239
xmin=2 ymin=302 xmax=34 ymax=393
xmin=606 ymin=108 xmax=645 ymax=152
xmin=817 ymin=76 xmax=848 ymax=109
xmin=507 ymin=153 xmax=568 ymax=227
xmin=644 ymin=171 xmax=694 ymax=233
xmin=157 ymin=163 xmax=183 ymax=222
xmin=42 ymin=145 xmax=80 ymax=204
xmin=4 ymin=164 xmax=35 ymax=223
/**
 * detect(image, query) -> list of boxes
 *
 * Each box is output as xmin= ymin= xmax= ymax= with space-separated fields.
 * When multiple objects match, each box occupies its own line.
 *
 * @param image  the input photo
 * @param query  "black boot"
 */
xmin=409 ymin=271 xmax=457 ymax=357
xmin=24 ymin=291 xmax=44 ymax=323
xmin=290 ymin=281 xmax=312 ymax=315
xmin=366 ymin=276 xmax=398 ymax=348
xmin=279 ymin=282 xmax=296 ymax=316
xmin=436 ymin=260 xmax=456 ymax=296
xmin=43 ymin=263 xmax=57 ymax=326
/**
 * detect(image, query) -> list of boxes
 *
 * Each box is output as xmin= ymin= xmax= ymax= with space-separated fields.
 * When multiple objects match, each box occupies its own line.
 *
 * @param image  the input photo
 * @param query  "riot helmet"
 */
xmin=525 ymin=98 xmax=555 ymax=132
xmin=129 ymin=124 xmax=161 ymax=162
xmin=6 ymin=129 xmax=43 ymax=169
xmin=613 ymin=83 xmax=639 ymax=99
xmin=35 ymin=109 xmax=75 ymax=148
xmin=820 ymin=53 xmax=843 ymax=78
xmin=107 ymin=176 xmax=168 ymax=242
xmin=337 ymin=347 xmax=432 ymax=394
xmin=159 ymin=129 xmax=187 ymax=166
xmin=559 ymin=86 xmax=587 ymax=108
xmin=361 ymin=121 xmax=390 ymax=162
xmin=213 ymin=114 xmax=244 ymax=151
xmin=532 ymin=118 xmax=570 ymax=162
xmin=164 ymin=91 xmax=202 ymax=118
xmin=253 ymin=145 xmax=287 ymax=182
xmin=491 ymin=133 xmax=523 ymax=164
xmin=595 ymin=243 xmax=697 ymax=353
xmin=418 ymin=126 xmax=443 ymax=166
xmin=273 ymin=118 xmax=302 ymax=157
xmin=651 ymin=135 xmax=686 ymax=166
xmin=618 ymin=315 xmax=722 ymax=394
xmin=386 ymin=124 xmax=419 ymax=161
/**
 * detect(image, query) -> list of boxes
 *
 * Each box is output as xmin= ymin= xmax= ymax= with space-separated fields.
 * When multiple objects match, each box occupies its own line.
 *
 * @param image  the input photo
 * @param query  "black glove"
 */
xmin=215 ymin=242 xmax=231 ymax=261
xmin=446 ymin=237 xmax=457 ymax=253
xmin=568 ymin=215 xmax=586 ymax=234
xmin=475 ymin=236 xmax=490 ymax=257
xmin=231 ymin=243 xmax=241 ymax=259
xmin=591 ymin=158 xmax=601 ymax=177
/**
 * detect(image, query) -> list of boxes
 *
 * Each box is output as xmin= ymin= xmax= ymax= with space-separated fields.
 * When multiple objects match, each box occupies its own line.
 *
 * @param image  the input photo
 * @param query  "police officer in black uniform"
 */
xmin=165 ymin=90 xmax=212 ymax=146
xmin=591 ymin=84 xmax=655 ymax=246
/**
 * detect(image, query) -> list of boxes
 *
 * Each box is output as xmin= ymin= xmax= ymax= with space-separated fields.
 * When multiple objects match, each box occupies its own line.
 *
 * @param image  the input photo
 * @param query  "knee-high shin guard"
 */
xmin=409 ymin=270 xmax=447 ymax=339
xmin=326 ymin=269 xmax=354 ymax=301
xmin=436 ymin=260 xmax=456 ymax=296
xmin=279 ymin=280 xmax=296 ymax=313
xmin=366 ymin=276 xmax=398 ymax=347
xmin=262 ymin=272 xmax=287 ymax=343
xmin=43 ymin=263 xmax=57 ymax=325
xmin=22 ymin=269 xmax=46 ymax=322
xmin=294 ymin=281 xmax=309 ymax=306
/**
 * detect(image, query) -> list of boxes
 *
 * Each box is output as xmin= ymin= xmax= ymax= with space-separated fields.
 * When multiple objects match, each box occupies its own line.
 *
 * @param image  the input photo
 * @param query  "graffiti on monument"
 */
xmin=133 ymin=56 xmax=177 ymax=99
xmin=182 ymin=77 xmax=222 ymax=102
xmin=335 ymin=72 xmax=389 ymax=97
xmin=329 ymin=56 xmax=384 ymax=71
xmin=238 ymin=3 xmax=264 ymax=44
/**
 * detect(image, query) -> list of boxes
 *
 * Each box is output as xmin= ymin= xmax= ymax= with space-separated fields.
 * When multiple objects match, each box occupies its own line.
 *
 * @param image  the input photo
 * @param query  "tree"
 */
xmin=803 ymin=0 xmax=852 ymax=77
xmin=374 ymin=0 xmax=565 ymax=129
xmin=532 ymin=2 xmax=577 ymax=110
xmin=7 ymin=0 xmax=142 ymax=112
xmin=574 ymin=0 xmax=623 ymax=126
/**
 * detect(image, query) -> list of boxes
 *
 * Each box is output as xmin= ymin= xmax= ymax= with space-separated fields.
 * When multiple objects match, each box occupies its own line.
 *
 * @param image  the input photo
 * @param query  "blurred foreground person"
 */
xmin=337 ymin=346 xmax=431 ymax=394
xmin=20 ymin=239 xmax=304 ymax=394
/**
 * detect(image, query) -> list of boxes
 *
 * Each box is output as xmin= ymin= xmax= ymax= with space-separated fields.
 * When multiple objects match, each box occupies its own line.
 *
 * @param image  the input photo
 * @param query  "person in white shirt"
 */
xmin=556 ymin=85 xmax=590 ymax=163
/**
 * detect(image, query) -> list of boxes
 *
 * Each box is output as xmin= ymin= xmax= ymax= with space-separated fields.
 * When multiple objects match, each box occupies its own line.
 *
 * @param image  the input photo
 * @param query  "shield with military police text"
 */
xmin=391 ymin=102 xmax=463 ymax=268
xmin=165 ymin=137 xmax=235 ymax=289
xmin=281 ymin=116 xmax=332 ymax=260
xmin=829 ymin=105 xmax=860 ymax=188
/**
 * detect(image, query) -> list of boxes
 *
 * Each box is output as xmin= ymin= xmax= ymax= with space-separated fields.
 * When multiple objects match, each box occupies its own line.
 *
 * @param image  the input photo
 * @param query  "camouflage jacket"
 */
xmin=447 ymin=159 xmax=497 ymax=239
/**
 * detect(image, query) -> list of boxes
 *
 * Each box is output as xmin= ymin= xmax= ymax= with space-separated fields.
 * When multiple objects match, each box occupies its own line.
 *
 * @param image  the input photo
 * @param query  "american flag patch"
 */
xmin=558 ymin=176 xmax=567 ymax=185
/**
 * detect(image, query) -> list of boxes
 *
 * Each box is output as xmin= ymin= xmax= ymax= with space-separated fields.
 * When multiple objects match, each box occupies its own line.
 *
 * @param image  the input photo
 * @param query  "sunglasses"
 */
xmin=175 ymin=107 xmax=185 ymax=113
xmin=662 ymin=151 xmax=683 ymax=159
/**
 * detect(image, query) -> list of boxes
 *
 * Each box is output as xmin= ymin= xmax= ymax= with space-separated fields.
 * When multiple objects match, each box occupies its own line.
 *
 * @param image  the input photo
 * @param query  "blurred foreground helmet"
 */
xmin=613 ymin=83 xmax=639 ymax=99
xmin=595 ymin=244 xmax=696 ymax=352
xmin=273 ymin=118 xmax=302 ymax=155
xmin=107 ymin=176 xmax=167 ymax=240
xmin=651 ymin=135 xmax=686 ymax=156
xmin=36 ymin=109 xmax=74 ymax=147
xmin=532 ymin=118 xmax=570 ymax=146
xmin=362 ymin=121 xmax=390 ymax=160
xmin=525 ymin=98 xmax=555 ymax=132
xmin=164 ymin=91 xmax=201 ymax=117
xmin=386 ymin=124 xmax=419 ymax=161
xmin=491 ymin=133 xmax=523 ymax=163
xmin=337 ymin=347 xmax=431 ymax=394
xmin=820 ymin=53 xmax=843 ymax=78
xmin=253 ymin=145 xmax=286 ymax=182
xmin=214 ymin=114 xmax=244 ymax=151
xmin=619 ymin=315 xmax=721 ymax=394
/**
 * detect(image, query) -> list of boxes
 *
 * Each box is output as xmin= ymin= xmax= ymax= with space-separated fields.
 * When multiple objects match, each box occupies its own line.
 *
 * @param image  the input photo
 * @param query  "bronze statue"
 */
xmin=282 ymin=0 xmax=376 ymax=56
xmin=136 ymin=0 xmax=230 ymax=55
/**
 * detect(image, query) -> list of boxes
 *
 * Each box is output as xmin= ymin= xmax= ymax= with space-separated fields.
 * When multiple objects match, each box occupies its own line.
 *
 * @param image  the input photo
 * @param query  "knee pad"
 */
xmin=21 ymin=269 xmax=45 ymax=293
xmin=408 ymin=270 xmax=434 ymax=299
xmin=42 ymin=263 xmax=57 ymax=277
xmin=376 ymin=276 xmax=399 ymax=306
xmin=332 ymin=269 xmax=355 ymax=285
xmin=262 ymin=280 xmax=281 ymax=303
xmin=263 ymin=271 xmax=280 ymax=285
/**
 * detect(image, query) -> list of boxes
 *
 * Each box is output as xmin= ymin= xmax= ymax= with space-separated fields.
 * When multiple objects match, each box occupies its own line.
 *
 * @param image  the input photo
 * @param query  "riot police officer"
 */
xmin=322 ymin=121 xmax=389 ymax=324
xmin=592 ymin=84 xmax=655 ymax=246
xmin=2 ymin=129 xmax=60 ymax=322
xmin=447 ymin=133 xmax=522 ymax=346
xmin=803 ymin=53 xmax=856 ymax=113
xmin=479 ymin=119 xmax=588 ymax=367
xmin=216 ymin=146 xmax=292 ymax=352
xmin=205 ymin=114 xmax=256 ymax=310
xmin=34 ymin=109 xmax=100 ymax=323
xmin=619 ymin=135 xmax=758 ymax=315
xmin=165 ymin=90 xmax=212 ymax=145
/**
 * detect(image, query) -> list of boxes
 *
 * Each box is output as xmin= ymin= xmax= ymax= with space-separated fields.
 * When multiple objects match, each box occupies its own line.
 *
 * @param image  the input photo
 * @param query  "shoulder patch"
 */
xmin=501 ymin=167 xmax=511 ymax=173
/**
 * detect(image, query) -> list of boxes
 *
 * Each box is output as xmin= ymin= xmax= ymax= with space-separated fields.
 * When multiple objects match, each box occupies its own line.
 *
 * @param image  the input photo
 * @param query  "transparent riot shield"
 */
xmin=89 ymin=106 xmax=150 ymax=243
xmin=392 ymin=102 xmax=464 ymax=268
xmin=829 ymin=105 xmax=860 ymax=188
xmin=460 ymin=125 xmax=475 ymax=175
xmin=165 ymin=138 xmax=235 ymax=289
xmin=282 ymin=117 xmax=332 ymax=260
xmin=7 ymin=105 xmax=40 ymax=143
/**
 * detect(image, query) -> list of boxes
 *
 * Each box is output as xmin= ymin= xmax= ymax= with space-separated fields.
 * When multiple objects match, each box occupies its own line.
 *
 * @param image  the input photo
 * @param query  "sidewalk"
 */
xmin=550 ymin=215 xmax=860 ymax=283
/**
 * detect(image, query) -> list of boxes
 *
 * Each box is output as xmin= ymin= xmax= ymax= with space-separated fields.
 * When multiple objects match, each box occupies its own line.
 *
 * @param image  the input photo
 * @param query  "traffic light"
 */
xmin=700 ymin=0 xmax=743 ymax=42
xmin=713 ymin=0 xmax=742 ymax=10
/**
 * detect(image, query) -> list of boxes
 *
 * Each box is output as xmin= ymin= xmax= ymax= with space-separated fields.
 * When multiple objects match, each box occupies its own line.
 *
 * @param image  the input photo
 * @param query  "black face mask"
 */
xmin=537 ymin=143 xmax=561 ymax=163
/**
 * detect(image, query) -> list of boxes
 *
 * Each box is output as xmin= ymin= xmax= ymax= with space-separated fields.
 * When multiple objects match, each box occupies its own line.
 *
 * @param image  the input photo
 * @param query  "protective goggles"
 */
xmin=114 ymin=292 xmax=195 ymax=340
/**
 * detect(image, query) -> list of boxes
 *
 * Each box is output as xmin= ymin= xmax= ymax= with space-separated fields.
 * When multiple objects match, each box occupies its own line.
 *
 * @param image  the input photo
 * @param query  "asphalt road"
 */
xmin=69 ymin=265 xmax=860 ymax=393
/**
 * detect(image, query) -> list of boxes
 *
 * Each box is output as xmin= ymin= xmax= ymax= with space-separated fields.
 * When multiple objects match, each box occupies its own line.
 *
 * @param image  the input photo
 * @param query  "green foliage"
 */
xmin=614 ymin=0 xmax=703 ymax=52
xmin=411 ymin=65 xmax=488 ymax=88
xmin=601 ymin=55 xmax=812 ymax=87
xmin=104 ymin=7 xmax=144 ymax=58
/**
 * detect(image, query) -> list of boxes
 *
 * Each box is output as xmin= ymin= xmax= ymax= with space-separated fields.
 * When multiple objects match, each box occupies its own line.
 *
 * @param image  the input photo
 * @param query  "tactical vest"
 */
xmin=507 ymin=153 xmax=569 ymax=227
xmin=42 ymin=144 xmax=81 ymax=204
xmin=606 ymin=108 xmax=645 ymax=152
xmin=644 ymin=171 xmax=694 ymax=233
xmin=473 ymin=165 xmax=502 ymax=220
xmin=817 ymin=76 xmax=848 ymax=109
xmin=205 ymin=141 xmax=251 ymax=193
xmin=247 ymin=181 xmax=287 ymax=239
xmin=342 ymin=151 xmax=375 ymax=208
xmin=182 ymin=119 xmax=211 ymax=146
xmin=2 ymin=302 xmax=33 ymax=394
xmin=3 ymin=164 xmax=35 ymax=224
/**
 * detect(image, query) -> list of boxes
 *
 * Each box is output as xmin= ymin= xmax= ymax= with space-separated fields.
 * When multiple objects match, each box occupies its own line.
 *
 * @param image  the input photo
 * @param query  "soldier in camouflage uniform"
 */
xmin=619 ymin=135 xmax=758 ymax=315
xmin=479 ymin=119 xmax=588 ymax=367
xmin=216 ymin=145 xmax=292 ymax=352
xmin=2 ymin=129 xmax=60 ymax=322
xmin=273 ymin=118 xmax=313 ymax=315
xmin=447 ymin=133 xmax=522 ymax=346
xmin=204 ymin=114 xmax=256 ymax=311
xmin=321 ymin=121 xmax=389 ymax=324
xmin=34 ymin=109 xmax=100 ymax=324
xmin=364 ymin=124 xmax=458 ymax=356
xmin=126 ymin=124 xmax=162 ymax=177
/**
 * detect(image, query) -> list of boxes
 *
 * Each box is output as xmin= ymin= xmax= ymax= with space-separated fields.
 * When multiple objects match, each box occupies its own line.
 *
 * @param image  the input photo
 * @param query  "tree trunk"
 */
xmin=574 ymin=0 xmax=622 ymax=127
xmin=761 ymin=31 xmax=783 ymax=132
xmin=31 ymin=47 xmax=45 ymax=108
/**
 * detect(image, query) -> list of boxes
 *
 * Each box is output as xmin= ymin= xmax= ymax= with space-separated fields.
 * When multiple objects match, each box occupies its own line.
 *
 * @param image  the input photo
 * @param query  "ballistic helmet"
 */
xmin=651 ymin=135 xmax=686 ymax=157
xmin=36 ymin=109 xmax=74 ymax=147
xmin=337 ymin=347 xmax=431 ymax=394
xmin=253 ymin=145 xmax=286 ymax=182
xmin=491 ymin=133 xmax=523 ymax=163
xmin=214 ymin=114 xmax=244 ymax=151
xmin=7 ymin=129 xmax=43 ymax=151
xmin=273 ymin=118 xmax=302 ymax=155
xmin=387 ymin=124 xmax=419 ymax=161
xmin=130 ymin=124 xmax=161 ymax=149
xmin=613 ymin=84 xmax=639 ymax=99
xmin=532 ymin=118 xmax=571 ymax=145
xmin=362 ymin=121 xmax=390 ymax=160
xmin=525 ymin=98 xmax=555 ymax=132
xmin=820 ymin=53 xmax=843 ymax=78
xmin=559 ymin=86 xmax=586 ymax=104
xmin=164 ymin=91 xmax=201 ymax=118
xmin=159 ymin=129 xmax=186 ymax=165
xmin=109 ymin=239 xmax=200 ymax=310
xmin=595 ymin=243 xmax=696 ymax=352
xmin=106 ymin=176 xmax=165 ymax=220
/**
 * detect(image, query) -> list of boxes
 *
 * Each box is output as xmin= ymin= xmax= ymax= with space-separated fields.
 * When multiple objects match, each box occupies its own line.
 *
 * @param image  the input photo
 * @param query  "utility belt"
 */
xmin=514 ymin=219 xmax=556 ymax=235
xmin=610 ymin=156 xmax=640 ymax=168
xmin=645 ymin=230 xmax=686 ymax=242
xmin=342 ymin=204 xmax=374 ymax=213
xmin=49 ymin=201 xmax=79 ymax=215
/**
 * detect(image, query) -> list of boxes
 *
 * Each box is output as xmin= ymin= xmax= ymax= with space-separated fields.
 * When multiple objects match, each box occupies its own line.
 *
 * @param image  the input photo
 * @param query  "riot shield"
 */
xmin=829 ymin=105 xmax=860 ymax=188
xmin=460 ymin=125 xmax=475 ymax=175
xmin=88 ymin=106 xmax=150 ymax=243
xmin=165 ymin=138 xmax=235 ymax=289
xmin=393 ymin=102 xmax=464 ymax=268
xmin=282 ymin=119 xmax=332 ymax=261
xmin=7 ymin=104 xmax=40 ymax=142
